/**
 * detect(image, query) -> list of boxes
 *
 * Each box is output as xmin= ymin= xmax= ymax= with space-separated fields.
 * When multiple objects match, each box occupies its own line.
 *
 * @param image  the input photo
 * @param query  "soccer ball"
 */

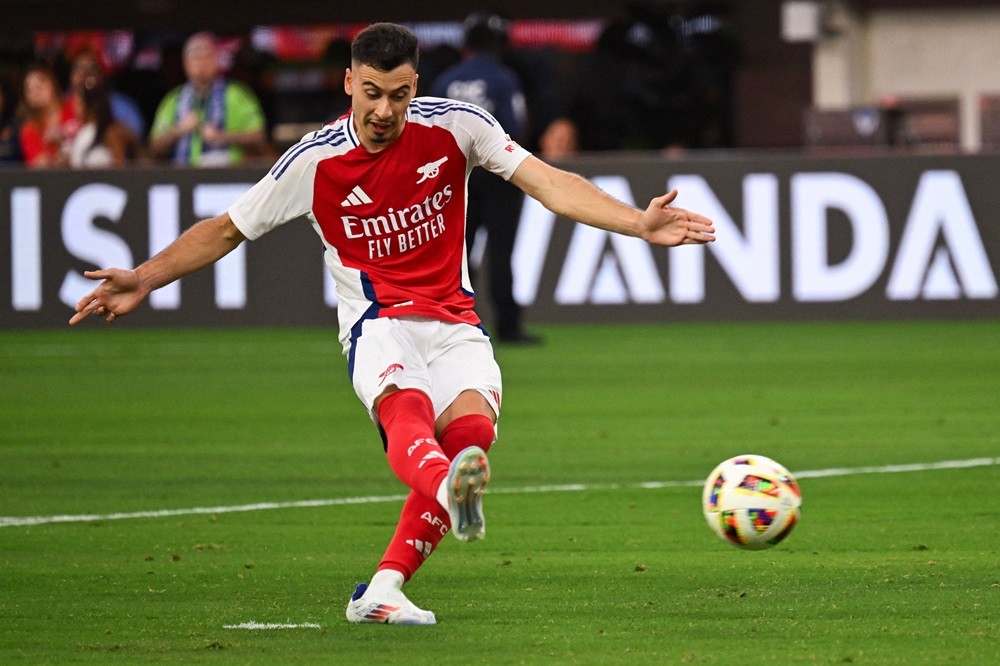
xmin=702 ymin=454 xmax=802 ymax=550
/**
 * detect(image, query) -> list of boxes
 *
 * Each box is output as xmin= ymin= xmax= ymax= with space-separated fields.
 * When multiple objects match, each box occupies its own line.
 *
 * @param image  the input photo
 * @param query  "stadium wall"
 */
xmin=2 ymin=152 xmax=998 ymax=329
xmin=812 ymin=4 xmax=1000 ymax=150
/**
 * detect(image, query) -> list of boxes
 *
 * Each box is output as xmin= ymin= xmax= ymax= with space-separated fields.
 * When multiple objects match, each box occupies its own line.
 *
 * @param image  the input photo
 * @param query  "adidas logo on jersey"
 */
xmin=341 ymin=185 xmax=374 ymax=207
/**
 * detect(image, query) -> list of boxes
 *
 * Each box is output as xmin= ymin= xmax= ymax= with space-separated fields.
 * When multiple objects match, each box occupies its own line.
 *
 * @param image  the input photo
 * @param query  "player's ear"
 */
xmin=412 ymin=73 xmax=419 ymax=96
xmin=344 ymin=68 xmax=353 ymax=95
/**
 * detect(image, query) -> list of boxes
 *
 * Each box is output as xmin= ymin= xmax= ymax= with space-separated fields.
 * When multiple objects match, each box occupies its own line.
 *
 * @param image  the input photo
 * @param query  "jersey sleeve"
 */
xmin=464 ymin=105 xmax=531 ymax=181
xmin=228 ymin=143 xmax=316 ymax=240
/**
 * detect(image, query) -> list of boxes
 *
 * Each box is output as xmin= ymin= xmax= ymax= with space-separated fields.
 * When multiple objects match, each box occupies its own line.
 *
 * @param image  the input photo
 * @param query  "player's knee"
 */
xmin=459 ymin=414 xmax=497 ymax=449
xmin=376 ymin=387 xmax=436 ymax=452
xmin=438 ymin=413 xmax=496 ymax=457
xmin=377 ymin=387 xmax=435 ymax=423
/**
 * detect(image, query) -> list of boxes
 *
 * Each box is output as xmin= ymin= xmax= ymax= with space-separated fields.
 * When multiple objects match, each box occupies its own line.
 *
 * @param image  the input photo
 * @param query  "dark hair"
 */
xmin=81 ymin=79 xmax=115 ymax=150
xmin=351 ymin=23 xmax=419 ymax=72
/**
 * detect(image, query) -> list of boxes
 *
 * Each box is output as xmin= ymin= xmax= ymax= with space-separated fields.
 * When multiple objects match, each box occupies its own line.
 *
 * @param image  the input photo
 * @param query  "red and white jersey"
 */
xmin=228 ymin=96 xmax=531 ymax=353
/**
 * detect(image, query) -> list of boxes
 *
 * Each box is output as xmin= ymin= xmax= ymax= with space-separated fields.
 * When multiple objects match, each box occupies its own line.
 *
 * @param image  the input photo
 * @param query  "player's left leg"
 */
xmin=427 ymin=321 xmax=501 ymax=543
xmin=346 ymin=320 xmax=500 ymax=624
xmin=374 ymin=401 xmax=497 ymax=584
xmin=377 ymin=387 xmax=495 ymax=539
xmin=347 ymin=407 xmax=496 ymax=625
xmin=346 ymin=568 xmax=437 ymax=625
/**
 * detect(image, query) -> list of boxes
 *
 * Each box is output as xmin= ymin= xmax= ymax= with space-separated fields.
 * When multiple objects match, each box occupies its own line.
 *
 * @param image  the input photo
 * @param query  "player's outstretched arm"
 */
xmin=509 ymin=155 xmax=715 ymax=247
xmin=69 ymin=213 xmax=246 ymax=325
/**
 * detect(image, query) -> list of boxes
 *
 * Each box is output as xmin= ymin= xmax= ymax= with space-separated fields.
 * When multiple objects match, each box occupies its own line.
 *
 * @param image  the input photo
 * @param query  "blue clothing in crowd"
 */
xmin=430 ymin=49 xmax=536 ymax=343
xmin=430 ymin=54 xmax=527 ymax=142
xmin=110 ymin=91 xmax=147 ymax=139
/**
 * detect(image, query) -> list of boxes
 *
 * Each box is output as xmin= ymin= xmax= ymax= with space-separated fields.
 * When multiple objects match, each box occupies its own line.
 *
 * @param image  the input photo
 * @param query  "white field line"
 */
xmin=2 ymin=457 xmax=996 ymax=529
xmin=223 ymin=622 xmax=321 ymax=630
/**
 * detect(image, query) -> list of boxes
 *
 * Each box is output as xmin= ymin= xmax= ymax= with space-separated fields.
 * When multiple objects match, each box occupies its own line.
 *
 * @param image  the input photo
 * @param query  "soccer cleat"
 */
xmin=345 ymin=582 xmax=437 ymax=625
xmin=446 ymin=445 xmax=491 ymax=542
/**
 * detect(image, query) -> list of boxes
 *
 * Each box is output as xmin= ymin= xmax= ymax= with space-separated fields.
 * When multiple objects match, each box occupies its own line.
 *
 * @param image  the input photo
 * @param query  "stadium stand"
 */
xmin=802 ymin=106 xmax=892 ymax=151
xmin=886 ymin=96 xmax=962 ymax=151
xmin=979 ymin=93 xmax=1000 ymax=152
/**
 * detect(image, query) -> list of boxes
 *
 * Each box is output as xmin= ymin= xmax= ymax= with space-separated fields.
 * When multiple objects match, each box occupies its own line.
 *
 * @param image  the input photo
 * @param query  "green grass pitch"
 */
xmin=1 ymin=320 xmax=997 ymax=663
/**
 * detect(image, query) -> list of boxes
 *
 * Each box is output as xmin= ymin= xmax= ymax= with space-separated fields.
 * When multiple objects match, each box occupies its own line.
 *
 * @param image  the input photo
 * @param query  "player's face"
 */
xmin=345 ymin=63 xmax=417 ymax=152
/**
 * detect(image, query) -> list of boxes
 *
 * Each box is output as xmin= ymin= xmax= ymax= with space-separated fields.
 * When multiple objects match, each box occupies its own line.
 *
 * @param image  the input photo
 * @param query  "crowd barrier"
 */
xmin=2 ymin=152 xmax=998 ymax=329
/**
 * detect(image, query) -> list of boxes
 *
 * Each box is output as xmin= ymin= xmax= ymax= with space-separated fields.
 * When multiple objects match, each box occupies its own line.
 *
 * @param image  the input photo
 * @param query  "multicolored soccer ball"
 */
xmin=702 ymin=454 xmax=802 ymax=550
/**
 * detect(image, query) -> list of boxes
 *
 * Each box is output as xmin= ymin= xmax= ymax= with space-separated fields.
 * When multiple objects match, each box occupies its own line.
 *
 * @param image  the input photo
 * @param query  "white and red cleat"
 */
xmin=345 ymin=582 xmax=437 ymax=625
xmin=446 ymin=446 xmax=490 ymax=542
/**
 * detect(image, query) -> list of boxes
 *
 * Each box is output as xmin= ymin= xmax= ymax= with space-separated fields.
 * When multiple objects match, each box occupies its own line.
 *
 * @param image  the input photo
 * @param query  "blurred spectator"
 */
xmin=0 ymin=76 xmax=23 ymax=163
xmin=264 ymin=36 xmax=350 ymax=138
xmin=554 ymin=5 xmax=735 ymax=152
xmin=228 ymin=40 xmax=278 ymax=150
xmin=538 ymin=117 xmax=579 ymax=161
xmin=319 ymin=38 xmax=354 ymax=123
xmin=149 ymin=32 xmax=268 ymax=166
xmin=417 ymin=43 xmax=461 ymax=95
xmin=67 ymin=78 xmax=143 ymax=167
xmin=432 ymin=13 xmax=528 ymax=142
xmin=502 ymin=46 xmax=564 ymax=153
xmin=18 ymin=64 xmax=72 ymax=168
xmin=66 ymin=49 xmax=146 ymax=139
xmin=431 ymin=12 xmax=539 ymax=344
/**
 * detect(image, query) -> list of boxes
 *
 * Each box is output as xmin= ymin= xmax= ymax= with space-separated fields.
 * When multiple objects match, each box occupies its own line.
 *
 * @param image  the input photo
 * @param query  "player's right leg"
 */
xmin=427 ymin=324 xmax=501 ymax=543
xmin=343 ymin=436 xmax=490 ymax=624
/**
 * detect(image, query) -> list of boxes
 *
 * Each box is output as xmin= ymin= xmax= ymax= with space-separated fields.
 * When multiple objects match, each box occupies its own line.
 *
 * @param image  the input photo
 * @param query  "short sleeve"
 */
xmin=469 ymin=109 xmax=531 ymax=181
xmin=228 ymin=145 xmax=316 ymax=240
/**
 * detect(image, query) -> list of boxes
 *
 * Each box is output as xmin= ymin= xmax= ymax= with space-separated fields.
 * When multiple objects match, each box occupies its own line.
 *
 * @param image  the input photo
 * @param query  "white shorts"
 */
xmin=349 ymin=316 xmax=502 ymax=423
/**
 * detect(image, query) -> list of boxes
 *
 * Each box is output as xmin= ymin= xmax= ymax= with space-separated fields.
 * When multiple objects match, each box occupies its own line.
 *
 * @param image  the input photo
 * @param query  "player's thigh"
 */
xmin=350 ymin=318 xmax=432 ymax=414
xmin=428 ymin=323 xmax=502 ymax=422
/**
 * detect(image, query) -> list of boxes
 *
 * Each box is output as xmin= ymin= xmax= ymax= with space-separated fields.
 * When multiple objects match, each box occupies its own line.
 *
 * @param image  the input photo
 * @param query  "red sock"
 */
xmin=378 ymin=389 xmax=450 ymax=502
xmin=378 ymin=491 xmax=448 ymax=581
xmin=377 ymin=413 xmax=498 ymax=581
xmin=438 ymin=413 xmax=496 ymax=457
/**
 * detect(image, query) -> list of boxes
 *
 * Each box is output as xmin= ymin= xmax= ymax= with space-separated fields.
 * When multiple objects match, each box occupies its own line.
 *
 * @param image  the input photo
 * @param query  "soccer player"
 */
xmin=69 ymin=22 xmax=715 ymax=625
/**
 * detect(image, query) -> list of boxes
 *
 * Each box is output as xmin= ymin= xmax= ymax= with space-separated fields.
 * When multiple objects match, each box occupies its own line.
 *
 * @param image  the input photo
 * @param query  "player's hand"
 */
xmin=641 ymin=189 xmax=716 ymax=247
xmin=69 ymin=268 xmax=147 ymax=325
